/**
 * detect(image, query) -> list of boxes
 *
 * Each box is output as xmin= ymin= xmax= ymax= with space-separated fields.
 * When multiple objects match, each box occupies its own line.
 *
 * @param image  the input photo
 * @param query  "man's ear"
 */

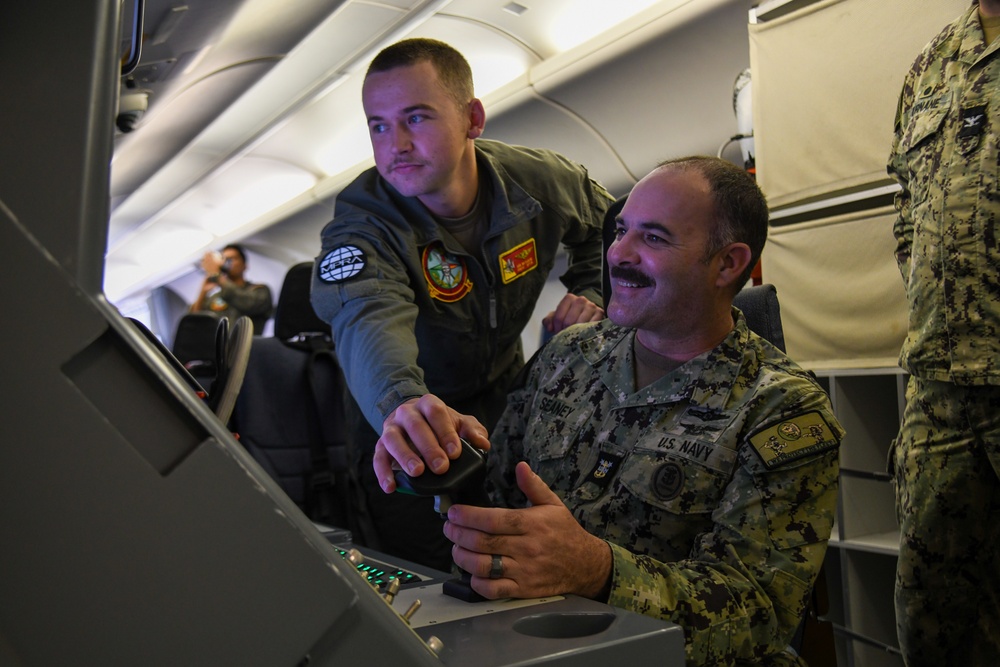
xmin=715 ymin=242 xmax=753 ymax=290
xmin=467 ymin=98 xmax=486 ymax=139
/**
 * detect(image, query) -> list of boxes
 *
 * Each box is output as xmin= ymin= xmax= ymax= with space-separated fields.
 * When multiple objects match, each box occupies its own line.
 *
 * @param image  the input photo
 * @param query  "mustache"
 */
xmin=610 ymin=266 xmax=652 ymax=287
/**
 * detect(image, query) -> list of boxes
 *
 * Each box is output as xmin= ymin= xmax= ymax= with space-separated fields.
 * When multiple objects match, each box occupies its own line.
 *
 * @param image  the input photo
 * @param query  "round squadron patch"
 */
xmin=652 ymin=462 xmax=684 ymax=501
xmin=422 ymin=242 xmax=472 ymax=302
xmin=318 ymin=245 xmax=366 ymax=283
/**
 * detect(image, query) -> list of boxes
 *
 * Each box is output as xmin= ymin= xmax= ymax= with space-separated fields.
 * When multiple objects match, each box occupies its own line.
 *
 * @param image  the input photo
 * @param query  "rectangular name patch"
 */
xmin=749 ymin=411 xmax=839 ymax=470
xmin=499 ymin=238 xmax=538 ymax=284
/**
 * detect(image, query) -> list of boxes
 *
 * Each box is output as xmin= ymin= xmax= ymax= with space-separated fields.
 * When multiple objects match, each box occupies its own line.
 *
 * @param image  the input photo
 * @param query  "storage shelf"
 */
xmin=811 ymin=365 xmax=905 ymax=667
xmin=831 ymin=531 xmax=900 ymax=556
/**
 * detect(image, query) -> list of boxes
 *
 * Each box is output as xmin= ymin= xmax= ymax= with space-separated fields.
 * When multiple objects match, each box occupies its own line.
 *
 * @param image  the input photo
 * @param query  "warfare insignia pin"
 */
xmin=586 ymin=452 xmax=623 ymax=488
xmin=423 ymin=242 xmax=473 ymax=303
xmin=318 ymin=245 xmax=366 ymax=283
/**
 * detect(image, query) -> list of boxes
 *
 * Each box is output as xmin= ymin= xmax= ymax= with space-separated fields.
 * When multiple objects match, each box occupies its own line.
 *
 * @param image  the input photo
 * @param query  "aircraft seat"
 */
xmin=732 ymin=283 xmax=786 ymax=353
xmin=231 ymin=262 xmax=373 ymax=540
xmin=172 ymin=311 xmax=223 ymax=391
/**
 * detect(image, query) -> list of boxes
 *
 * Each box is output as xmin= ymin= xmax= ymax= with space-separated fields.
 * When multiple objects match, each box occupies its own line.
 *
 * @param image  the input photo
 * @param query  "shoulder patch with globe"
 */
xmin=318 ymin=245 xmax=366 ymax=283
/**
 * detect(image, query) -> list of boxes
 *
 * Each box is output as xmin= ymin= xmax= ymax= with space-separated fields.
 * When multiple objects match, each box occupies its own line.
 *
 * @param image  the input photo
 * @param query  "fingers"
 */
xmin=201 ymin=252 xmax=222 ymax=274
xmin=373 ymin=395 xmax=490 ymax=493
xmin=514 ymin=461 xmax=563 ymax=507
xmin=451 ymin=546 xmax=518 ymax=600
xmin=543 ymin=293 xmax=605 ymax=334
xmin=372 ymin=440 xmax=403 ymax=493
xmin=390 ymin=396 xmax=458 ymax=470
xmin=445 ymin=468 xmax=612 ymax=601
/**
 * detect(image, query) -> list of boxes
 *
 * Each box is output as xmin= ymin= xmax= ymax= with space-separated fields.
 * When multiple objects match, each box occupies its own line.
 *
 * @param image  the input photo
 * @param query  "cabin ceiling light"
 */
xmin=549 ymin=0 xmax=662 ymax=52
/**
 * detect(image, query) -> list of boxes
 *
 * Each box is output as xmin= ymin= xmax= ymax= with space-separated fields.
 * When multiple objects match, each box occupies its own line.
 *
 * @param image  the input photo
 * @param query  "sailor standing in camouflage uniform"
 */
xmin=375 ymin=157 xmax=843 ymax=665
xmin=888 ymin=2 xmax=1000 ymax=664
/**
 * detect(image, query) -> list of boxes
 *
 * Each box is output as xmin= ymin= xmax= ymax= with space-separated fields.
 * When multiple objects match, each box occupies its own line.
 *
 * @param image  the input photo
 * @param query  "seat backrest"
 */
xmin=601 ymin=195 xmax=628 ymax=306
xmin=172 ymin=312 xmax=222 ymax=390
xmin=732 ymin=284 xmax=786 ymax=352
xmin=232 ymin=261 xmax=371 ymax=536
xmin=172 ymin=312 xmax=221 ymax=364
xmin=274 ymin=261 xmax=330 ymax=342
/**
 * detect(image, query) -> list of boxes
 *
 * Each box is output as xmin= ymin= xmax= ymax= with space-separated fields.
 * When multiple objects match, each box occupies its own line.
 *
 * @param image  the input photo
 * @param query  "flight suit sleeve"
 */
xmin=311 ymin=217 xmax=428 ymax=432
xmin=605 ymin=388 xmax=842 ymax=665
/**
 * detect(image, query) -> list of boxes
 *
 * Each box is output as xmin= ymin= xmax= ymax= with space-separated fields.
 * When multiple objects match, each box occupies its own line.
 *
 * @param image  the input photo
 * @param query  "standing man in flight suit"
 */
xmin=888 ymin=1 xmax=1000 ymax=664
xmin=191 ymin=243 xmax=273 ymax=334
xmin=311 ymin=38 xmax=611 ymax=570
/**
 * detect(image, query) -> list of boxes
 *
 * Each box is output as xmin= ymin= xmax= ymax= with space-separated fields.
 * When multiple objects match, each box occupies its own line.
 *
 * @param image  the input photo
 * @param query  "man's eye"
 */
xmin=408 ymin=114 xmax=426 ymax=124
xmin=370 ymin=123 xmax=387 ymax=134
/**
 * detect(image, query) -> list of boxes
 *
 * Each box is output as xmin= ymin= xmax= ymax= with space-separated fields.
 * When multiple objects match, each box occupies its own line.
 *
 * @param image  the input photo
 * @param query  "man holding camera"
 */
xmin=191 ymin=243 xmax=273 ymax=334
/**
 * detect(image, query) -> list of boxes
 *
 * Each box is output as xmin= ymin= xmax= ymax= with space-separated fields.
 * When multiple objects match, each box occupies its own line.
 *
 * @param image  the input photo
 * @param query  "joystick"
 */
xmin=394 ymin=439 xmax=492 ymax=602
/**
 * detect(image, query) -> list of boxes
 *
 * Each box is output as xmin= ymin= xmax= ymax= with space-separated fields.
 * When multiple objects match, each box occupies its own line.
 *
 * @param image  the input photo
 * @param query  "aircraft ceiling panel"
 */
xmin=106 ymin=0 xmax=756 ymax=306
xmin=110 ymin=61 xmax=275 ymax=225
xmin=534 ymin=0 xmax=751 ymax=185
xmin=111 ymin=0 xmax=351 ymax=208
xmin=482 ymin=98 xmax=639 ymax=199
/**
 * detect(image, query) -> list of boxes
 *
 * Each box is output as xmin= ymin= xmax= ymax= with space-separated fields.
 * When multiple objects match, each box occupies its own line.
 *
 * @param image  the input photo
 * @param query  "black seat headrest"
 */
xmin=274 ymin=262 xmax=331 ymax=341
xmin=172 ymin=312 xmax=222 ymax=366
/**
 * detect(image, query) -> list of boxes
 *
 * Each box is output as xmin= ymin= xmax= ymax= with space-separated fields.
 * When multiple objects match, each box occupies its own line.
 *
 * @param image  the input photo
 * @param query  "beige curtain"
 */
xmin=749 ymin=0 xmax=971 ymax=208
xmin=762 ymin=206 xmax=907 ymax=369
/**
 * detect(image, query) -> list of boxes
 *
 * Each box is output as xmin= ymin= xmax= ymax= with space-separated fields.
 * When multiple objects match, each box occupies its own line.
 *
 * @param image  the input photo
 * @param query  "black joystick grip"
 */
xmin=393 ymin=438 xmax=491 ymax=507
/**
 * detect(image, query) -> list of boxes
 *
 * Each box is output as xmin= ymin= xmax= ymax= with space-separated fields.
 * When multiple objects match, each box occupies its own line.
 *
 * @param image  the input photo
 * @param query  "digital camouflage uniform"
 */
xmin=486 ymin=315 xmax=842 ymax=666
xmin=887 ymin=5 xmax=1000 ymax=664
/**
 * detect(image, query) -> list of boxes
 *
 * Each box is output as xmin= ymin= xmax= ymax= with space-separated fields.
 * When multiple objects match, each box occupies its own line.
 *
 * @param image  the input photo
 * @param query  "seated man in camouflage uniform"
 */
xmin=374 ymin=156 xmax=843 ymax=666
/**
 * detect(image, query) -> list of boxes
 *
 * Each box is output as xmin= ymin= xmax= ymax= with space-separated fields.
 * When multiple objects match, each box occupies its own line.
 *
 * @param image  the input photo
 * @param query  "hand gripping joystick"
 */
xmin=394 ymin=439 xmax=492 ymax=602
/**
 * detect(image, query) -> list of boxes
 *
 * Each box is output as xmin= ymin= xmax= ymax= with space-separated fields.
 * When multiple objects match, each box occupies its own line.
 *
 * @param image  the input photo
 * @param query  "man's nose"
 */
xmin=607 ymin=232 xmax=636 ymax=266
xmin=391 ymin=123 xmax=412 ymax=153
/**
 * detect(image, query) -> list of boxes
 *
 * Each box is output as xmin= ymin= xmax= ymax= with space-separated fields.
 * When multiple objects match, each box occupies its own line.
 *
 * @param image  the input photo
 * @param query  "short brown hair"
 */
xmin=658 ymin=156 xmax=768 ymax=289
xmin=366 ymin=38 xmax=474 ymax=109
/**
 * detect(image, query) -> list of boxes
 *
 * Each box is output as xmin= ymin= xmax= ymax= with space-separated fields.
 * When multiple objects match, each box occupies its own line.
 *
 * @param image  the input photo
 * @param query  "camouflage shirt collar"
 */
xmin=955 ymin=5 xmax=996 ymax=66
xmin=576 ymin=309 xmax=751 ymax=409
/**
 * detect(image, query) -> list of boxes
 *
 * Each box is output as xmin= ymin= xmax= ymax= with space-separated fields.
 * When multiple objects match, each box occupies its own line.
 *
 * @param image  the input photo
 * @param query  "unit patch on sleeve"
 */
xmin=318 ymin=245 xmax=366 ymax=283
xmin=748 ymin=411 xmax=840 ymax=470
xmin=498 ymin=238 xmax=538 ymax=284
xmin=423 ymin=242 xmax=473 ymax=302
